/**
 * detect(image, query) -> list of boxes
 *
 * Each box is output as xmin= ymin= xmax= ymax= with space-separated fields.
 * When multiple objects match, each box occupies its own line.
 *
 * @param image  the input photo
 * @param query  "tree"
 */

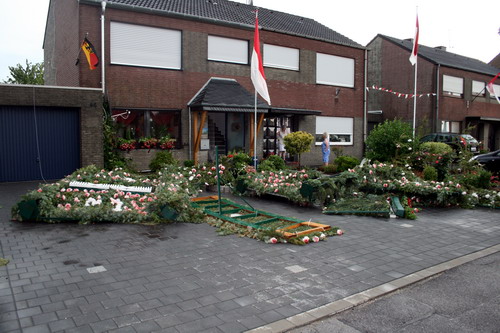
xmin=3 ymin=60 xmax=44 ymax=85
xmin=283 ymin=131 xmax=314 ymax=167
xmin=365 ymin=119 xmax=417 ymax=162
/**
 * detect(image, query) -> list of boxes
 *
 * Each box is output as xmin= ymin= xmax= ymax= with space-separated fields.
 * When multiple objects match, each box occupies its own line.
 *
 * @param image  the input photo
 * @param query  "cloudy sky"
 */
xmin=0 ymin=0 xmax=498 ymax=82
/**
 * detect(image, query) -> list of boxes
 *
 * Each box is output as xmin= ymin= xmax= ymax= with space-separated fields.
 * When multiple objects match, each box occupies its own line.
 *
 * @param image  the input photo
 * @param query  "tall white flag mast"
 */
xmin=409 ymin=10 xmax=419 ymax=137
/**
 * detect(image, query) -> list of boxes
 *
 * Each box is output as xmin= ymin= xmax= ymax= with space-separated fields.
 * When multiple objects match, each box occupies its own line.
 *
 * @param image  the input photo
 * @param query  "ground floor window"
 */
xmin=315 ymin=116 xmax=353 ymax=146
xmin=440 ymin=121 xmax=460 ymax=133
xmin=112 ymin=109 xmax=181 ymax=148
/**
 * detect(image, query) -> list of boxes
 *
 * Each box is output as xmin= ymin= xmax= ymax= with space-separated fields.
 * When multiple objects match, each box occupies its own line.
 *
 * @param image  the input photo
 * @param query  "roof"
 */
xmin=80 ymin=0 xmax=363 ymax=49
xmin=188 ymin=77 xmax=269 ymax=113
xmin=376 ymin=34 xmax=500 ymax=76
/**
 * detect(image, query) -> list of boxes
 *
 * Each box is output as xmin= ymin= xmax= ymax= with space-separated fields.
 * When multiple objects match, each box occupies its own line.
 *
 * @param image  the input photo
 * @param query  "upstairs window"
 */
xmin=316 ymin=53 xmax=354 ymax=88
xmin=263 ymin=44 xmax=299 ymax=71
xmin=442 ymin=75 xmax=463 ymax=97
xmin=208 ymin=36 xmax=248 ymax=64
xmin=472 ymin=80 xmax=485 ymax=97
xmin=110 ymin=22 xmax=181 ymax=70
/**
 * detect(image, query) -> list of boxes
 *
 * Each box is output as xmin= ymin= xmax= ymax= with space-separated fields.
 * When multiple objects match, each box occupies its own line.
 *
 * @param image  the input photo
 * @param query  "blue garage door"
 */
xmin=0 ymin=106 xmax=80 ymax=182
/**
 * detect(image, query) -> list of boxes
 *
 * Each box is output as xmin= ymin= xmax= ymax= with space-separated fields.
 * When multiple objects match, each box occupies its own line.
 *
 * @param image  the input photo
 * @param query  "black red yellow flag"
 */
xmin=81 ymin=37 xmax=99 ymax=70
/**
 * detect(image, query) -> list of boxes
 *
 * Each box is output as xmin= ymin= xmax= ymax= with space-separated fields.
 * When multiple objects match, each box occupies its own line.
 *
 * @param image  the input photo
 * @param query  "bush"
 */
xmin=258 ymin=155 xmax=286 ymax=172
xmin=319 ymin=165 xmax=337 ymax=174
xmin=283 ymin=131 xmax=314 ymax=167
xmin=365 ymin=119 xmax=415 ymax=162
xmin=149 ymin=150 xmax=178 ymax=172
xmin=423 ymin=166 xmax=438 ymax=181
xmin=420 ymin=142 xmax=453 ymax=155
xmin=335 ymin=156 xmax=360 ymax=172
xmin=183 ymin=160 xmax=195 ymax=168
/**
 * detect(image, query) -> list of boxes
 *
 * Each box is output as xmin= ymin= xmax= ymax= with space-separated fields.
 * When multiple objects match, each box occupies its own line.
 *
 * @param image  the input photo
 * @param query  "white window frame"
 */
xmin=110 ymin=21 xmax=182 ymax=70
xmin=315 ymin=116 xmax=353 ymax=146
xmin=208 ymin=35 xmax=248 ymax=64
xmin=316 ymin=53 xmax=354 ymax=88
xmin=441 ymin=121 xmax=460 ymax=133
xmin=472 ymin=80 xmax=485 ymax=96
xmin=442 ymin=75 xmax=463 ymax=97
xmin=263 ymin=44 xmax=299 ymax=71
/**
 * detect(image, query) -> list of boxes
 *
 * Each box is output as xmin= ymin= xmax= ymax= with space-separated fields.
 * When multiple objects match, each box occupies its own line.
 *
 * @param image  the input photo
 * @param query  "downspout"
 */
xmin=435 ymin=64 xmax=440 ymax=132
xmin=101 ymin=1 xmax=106 ymax=94
xmin=363 ymin=48 xmax=368 ymax=144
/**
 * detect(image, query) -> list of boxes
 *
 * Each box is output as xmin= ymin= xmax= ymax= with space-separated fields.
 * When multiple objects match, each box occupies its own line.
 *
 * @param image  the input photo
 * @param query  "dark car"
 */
xmin=470 ymin=149 xmax=500 ymax=173
xmin=420 ymin=133 xmax=480 ymax=154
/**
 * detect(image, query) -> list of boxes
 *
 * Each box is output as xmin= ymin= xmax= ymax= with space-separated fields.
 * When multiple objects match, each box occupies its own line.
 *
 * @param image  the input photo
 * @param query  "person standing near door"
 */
xmin=277 ymin=124 xmax=290 ymax=159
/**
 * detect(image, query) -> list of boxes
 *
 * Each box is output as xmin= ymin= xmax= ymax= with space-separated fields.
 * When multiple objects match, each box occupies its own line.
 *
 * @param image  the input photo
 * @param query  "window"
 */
xmin=316 ymin=53 xmax=354 ymax=87
xmin=442 ymin=75 xmax=463 ymax=97
xmin=472 ymin=80 xmax=485 ymax=96
xmin=263 ymin=44 xmax=299 ymax=71
xmin=315 ymin=116 xmax=353 ymax=146
xmin=113 ymin=109 xmax=181 ymax=147
xmin=489 ymin=84 xmax=500 ymax=99
xmin=110 ymin=22 xmax=181 ymax=69
xmin=208 ymin=36 xmax=248 ymax=64
xmin=441 ymin=121 xmax=460 ymax=133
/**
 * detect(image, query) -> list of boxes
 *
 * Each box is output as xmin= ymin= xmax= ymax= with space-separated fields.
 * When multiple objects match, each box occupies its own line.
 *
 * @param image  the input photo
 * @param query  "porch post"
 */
xmin=193 ymin=111 xmax=199 ymax=165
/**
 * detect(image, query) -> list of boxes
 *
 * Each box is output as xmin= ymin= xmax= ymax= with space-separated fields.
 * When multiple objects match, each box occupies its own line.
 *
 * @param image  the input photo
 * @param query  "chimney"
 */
xmin=435 ymin=46 xmax=447 ymax=51
xmin=247 ymin=0 xmax=253 ymax=4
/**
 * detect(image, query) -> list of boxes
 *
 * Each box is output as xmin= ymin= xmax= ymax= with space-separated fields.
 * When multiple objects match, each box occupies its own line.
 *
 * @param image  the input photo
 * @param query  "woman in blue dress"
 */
xmin=321 ymin=132 xmax=330 ymax=166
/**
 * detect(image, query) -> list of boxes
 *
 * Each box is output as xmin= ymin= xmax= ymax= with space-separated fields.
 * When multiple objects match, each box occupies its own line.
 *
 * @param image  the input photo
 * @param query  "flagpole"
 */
xmin=413 ymin=56 xmax=417 ymax=137
xmin=254 ymin=91 xmax=257 ymax=168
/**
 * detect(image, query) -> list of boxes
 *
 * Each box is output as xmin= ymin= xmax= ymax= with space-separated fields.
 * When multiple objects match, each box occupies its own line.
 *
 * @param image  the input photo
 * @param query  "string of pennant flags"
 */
xmin=366 ymin=85 xmax=436 ymax=99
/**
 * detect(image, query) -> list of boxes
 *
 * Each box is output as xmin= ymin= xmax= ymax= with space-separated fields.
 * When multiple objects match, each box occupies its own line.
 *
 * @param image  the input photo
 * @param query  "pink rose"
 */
xmin=270 ymin=237 xmax=278 ymax=244
xmin=37 ymin=188 xmax=42 ymax=192
xmin=337 ymin=229 xmax=343 ymax=236
xmin=302 ymin=236 xmax=310 ymax=244
xmin=312 ymin=236 xmax=320 ymax=243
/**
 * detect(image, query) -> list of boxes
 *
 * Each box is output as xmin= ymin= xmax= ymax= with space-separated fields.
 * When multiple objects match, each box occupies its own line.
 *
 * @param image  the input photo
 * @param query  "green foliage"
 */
xmin=3 ymin=60 xmax=44 ymax=84
xmin=334 ymin=156 xmax=360 ymax=172
xmin=423 ymin=166 xmax=438 ymax=181
xmin=283 ymin=131 xmax=314 ymax=167
xmin=320 ymin=164 xmax=337 ymax=174
xmin=183 ymin=160 xmax=195 ymax=168
xmin=365 ymin=119 xmax=416 ymax=162
xmin=103 ymin=100 xmax=129 ymax=170
xmin=420 ymin=142 xmax=453 ymax=155
xmin=258 ymin=155 xmax=286 ymax=172
xmin=448 ymin=170 xmax=492 ymax=190
xmin=149 ymin=150 xmax=178 ymax=172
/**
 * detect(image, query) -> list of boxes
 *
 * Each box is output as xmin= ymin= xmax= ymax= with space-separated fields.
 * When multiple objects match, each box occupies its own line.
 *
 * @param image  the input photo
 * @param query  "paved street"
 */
xmin=1 ymin=181 xmax=499 ymax=332
xmin=288 ymin=251 xmax=500 ymax=333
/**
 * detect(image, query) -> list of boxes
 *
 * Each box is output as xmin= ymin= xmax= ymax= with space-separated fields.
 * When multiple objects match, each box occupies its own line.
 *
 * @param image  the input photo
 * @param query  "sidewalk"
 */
xmin=1 ymin=181 xmax=499 ymax=332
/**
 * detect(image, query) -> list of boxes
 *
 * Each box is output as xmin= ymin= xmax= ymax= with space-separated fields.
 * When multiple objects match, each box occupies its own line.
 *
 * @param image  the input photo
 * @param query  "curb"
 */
xmin=246 ymin=243 xmax=500 ymax=333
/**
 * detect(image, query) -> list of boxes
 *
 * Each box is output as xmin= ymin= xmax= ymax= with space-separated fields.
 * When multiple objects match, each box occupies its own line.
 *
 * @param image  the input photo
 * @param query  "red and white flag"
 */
xmin=409 ymin=14 xmax=419 ymax=66
xmin=487 ymin=72 xmax=500 ymax=104
xmin=251 ymin=11 xmax=271 ymax=105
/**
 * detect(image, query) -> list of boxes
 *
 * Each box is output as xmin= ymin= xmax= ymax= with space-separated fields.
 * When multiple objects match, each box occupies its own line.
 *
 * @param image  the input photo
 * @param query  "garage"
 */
xmin=0 ymin=106 xmax=80 ymax=182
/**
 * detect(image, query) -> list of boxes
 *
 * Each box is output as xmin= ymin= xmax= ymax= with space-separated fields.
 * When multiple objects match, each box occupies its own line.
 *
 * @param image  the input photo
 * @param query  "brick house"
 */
xmin=367 ymin=34 xmax=500 ymax=151
xmin=44 ymin=0 xmax=366 ymax=169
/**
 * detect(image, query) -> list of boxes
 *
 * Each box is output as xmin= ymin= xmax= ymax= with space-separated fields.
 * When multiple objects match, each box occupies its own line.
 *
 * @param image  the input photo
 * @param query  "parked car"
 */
xmin=470 ymin=149 xmax=500 ymax=173
xmin=420 ymin=133 xmax=480 ymax=153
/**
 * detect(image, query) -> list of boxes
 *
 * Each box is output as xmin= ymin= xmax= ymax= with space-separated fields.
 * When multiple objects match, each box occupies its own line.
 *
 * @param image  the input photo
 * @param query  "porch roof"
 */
xmin=188 ymin=78 xmax=269 ymax=113
xmin=269 ymin=107 xmax=321 ymax=115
